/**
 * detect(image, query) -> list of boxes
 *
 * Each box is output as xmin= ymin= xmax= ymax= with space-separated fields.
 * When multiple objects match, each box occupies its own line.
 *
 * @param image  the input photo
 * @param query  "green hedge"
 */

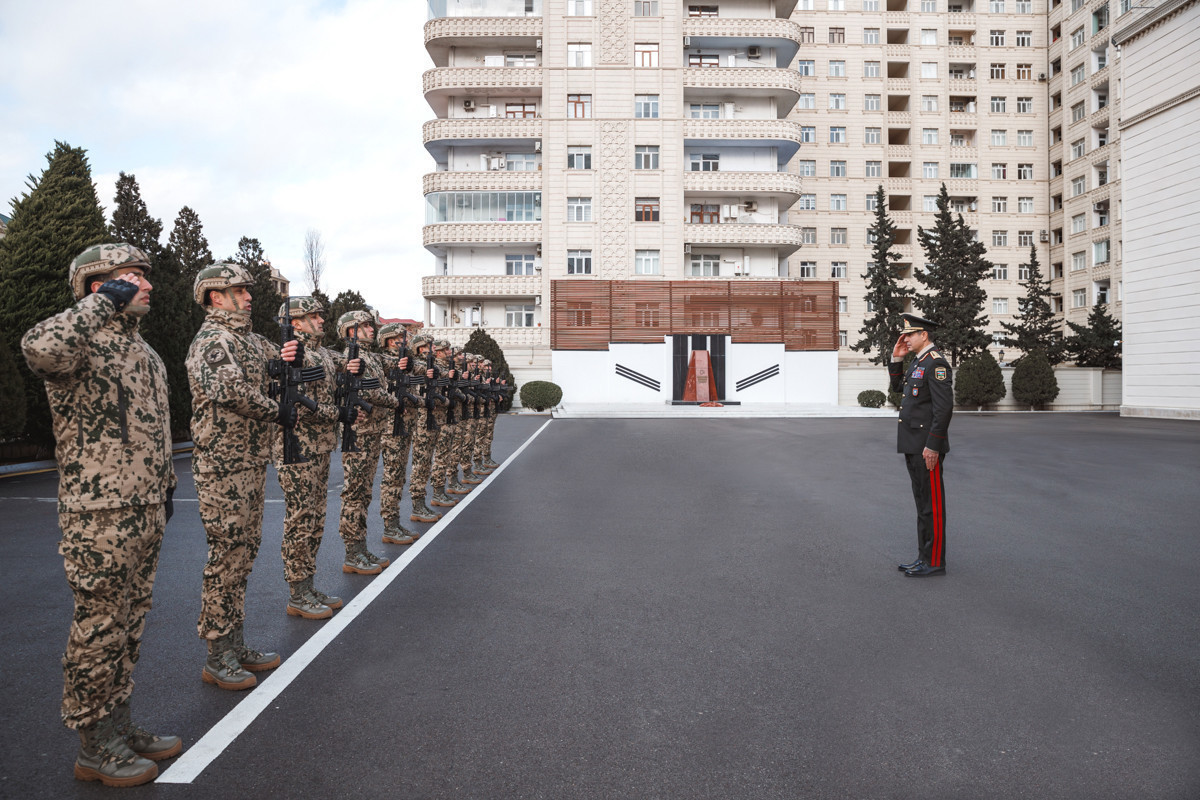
xmin=519 ymin=381 xmax=562 ymax=412
xmin=857 ymin=389 xmax=887 ymax=408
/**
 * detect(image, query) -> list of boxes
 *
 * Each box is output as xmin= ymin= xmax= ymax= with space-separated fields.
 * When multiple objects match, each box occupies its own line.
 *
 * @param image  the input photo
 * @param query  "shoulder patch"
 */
xmin=204 ymin=345 xmax=232 ymax=368
xmin=934 ymin=365 xmax=948 ymax=381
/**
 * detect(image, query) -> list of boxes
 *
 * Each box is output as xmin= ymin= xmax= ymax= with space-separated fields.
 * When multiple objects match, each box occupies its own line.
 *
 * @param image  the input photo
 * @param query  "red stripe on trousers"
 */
xmin=929 ymin=461 xmax=943 ymax=567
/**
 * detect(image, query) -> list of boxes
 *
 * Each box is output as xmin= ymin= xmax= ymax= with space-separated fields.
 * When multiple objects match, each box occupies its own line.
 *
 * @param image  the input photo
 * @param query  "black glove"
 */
xmin=165 ymin=487 xmax=175 ymax=523
xmin=279 ymin=404 xmax=298 ymax=428
xmin=339 ymin=405 xmax=358 ymax=425
xmin=95 ymin=279 xmax=139 ymax=311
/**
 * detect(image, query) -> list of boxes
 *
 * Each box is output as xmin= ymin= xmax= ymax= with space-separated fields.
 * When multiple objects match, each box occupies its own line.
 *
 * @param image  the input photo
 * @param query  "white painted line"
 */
xmin=157 ymin=418 xmax=553 ymax=784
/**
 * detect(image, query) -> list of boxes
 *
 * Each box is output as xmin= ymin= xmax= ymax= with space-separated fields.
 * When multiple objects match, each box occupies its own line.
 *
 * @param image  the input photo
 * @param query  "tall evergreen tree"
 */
xmin=0 ymin=141 xmax=110 ymax=444
xmin=914 ymin=183 xmax=992 ymax=367
xmin=465 ymin=327 xmax=517 ymax=409
xmin=999 ymin=246 xmax=1062 ymax=364
xmin=231 ymin=237 xmax=282 ymax=339
xmin=1064 ymin=303 xmax=1122 ymax=369
xmin=852 ymin=185 xmax=913 ymax=365
xmin=0 ymin=337 xmax=27 ymax=441
xmin=168 ymin=206 xmax=214 ymax=334
xmin=322 ymin=289 xmax=370 ymax=348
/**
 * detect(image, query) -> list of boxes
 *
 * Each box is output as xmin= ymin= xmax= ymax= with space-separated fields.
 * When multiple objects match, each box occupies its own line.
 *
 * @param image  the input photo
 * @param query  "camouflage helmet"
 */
xmin=337 ymin=309 xmax=375 ymax=339
xmin=69 ymin=243 xmax=151 ymax=300
xmin=410 ymin=333 xmax=432 ymax=349
xmin=482 ymin=359 xmax=493 ymax=367
xmin=194 ymin=261 xmax=253 ymax=306
xmin=434 ymin=338 xmax=451 ymax=351
xmin=377 ymin=322 xmax=405 ymax=344
xmin=278 ymin=296 xmax=324 ymax=319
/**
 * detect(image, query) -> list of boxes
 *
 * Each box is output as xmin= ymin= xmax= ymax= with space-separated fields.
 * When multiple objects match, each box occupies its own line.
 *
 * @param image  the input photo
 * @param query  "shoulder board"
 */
xmin=928 ymin=351 xmax=941 ymax=360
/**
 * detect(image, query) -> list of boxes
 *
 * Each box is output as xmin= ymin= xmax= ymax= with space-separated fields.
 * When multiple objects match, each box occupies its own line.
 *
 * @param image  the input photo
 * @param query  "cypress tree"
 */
xmin=852 ymin=185 xmax=913 ymax=366
xmin=915 ymin=184 xmax=992 ymax=367
xmin=1064 ymin=303 xmax=1123 ymax=369
xmin=1000 ymin=246 xmax=1062 ymax=364
xmin=0 ymin=141 xmax=111 ymax=444
xmin=954 ymin=348 xmax=1006 ymax=410
xmin=167 ymin=206 xmax=214 ymax=334
xmin=1011 ymin=349 xmax=1060 ymax=409
xmin=231 ymin=237 xmax=282 ymax=339
xmin=0 ymin=337 xmax=27 ymax=441
xmin=465 ymin=328 xmax=517 ymax=409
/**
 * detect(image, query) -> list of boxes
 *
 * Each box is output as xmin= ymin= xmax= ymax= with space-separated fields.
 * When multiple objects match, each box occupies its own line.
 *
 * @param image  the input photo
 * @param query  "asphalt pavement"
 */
xmin=1 ymin=413 xmax=1198 ymax=799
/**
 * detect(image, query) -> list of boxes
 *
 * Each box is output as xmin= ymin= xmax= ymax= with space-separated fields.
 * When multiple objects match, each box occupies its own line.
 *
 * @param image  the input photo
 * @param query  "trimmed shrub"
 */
xmin=1011 ymin=349 xmax=1060 ymax=410
xmin=954 ymin=349 xmax=1006 ymax=410
xmin=857 ymin=389 xmax=887 ymax=408
xmin=519 ymin=381 xmax=562 ymax=412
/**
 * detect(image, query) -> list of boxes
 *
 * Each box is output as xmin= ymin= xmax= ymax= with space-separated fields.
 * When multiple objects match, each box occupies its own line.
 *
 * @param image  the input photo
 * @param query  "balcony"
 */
xmin=886 ymin=78 xmax=912 ymax=94
xmin=682 ymin=118 xmax=804 ymax=165
xmin=682 ymin=68 xmax=802 ymax=116
xmin=683 ymin=223 xmax=805 ymax=255
xmin=424 ymin=171 xmax=541 ymax=194
xmin=423 ymin=117 xmax=542 ymax=162
xmin=948 ymin=78 xmax=978 ymax=92
xmin=423 ymin=222 xmax=542 ymax=254
xmin=947 ymin=45 xmax=977 ymax=58
xmin=682 ymin=17 xmax=803 ymax=67
xmin=423 ymin=67 xmax=543 ymax=116
xmin=682 ymin=171 xmax=803 ymax=206
xmin=424 ymin=16 xmax=543 ymax=66
xmin=418 ymin=325 xmax=546 ymax=349
xmin=422 ymin=274 xmax=542 ymax=299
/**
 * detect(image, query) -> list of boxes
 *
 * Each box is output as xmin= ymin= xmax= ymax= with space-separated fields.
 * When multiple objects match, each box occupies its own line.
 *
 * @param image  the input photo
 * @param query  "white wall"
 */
xmin=784 ymin=351 xmax=839 ymax=404
xmin=727 ymin=343 xmax=785 ymax=402
xmin=837 ymin=365 xmax=1123 ymax=410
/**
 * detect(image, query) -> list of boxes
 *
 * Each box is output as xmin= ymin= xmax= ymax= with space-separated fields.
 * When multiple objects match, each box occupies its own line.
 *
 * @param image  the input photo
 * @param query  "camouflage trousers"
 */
xmin=455 ymin=416 xmax=476 ymax=469
xmin=409 ymin=411 xmax=443 ymax=500
xmin=196 ymin=466 xmax=267 ymax=640
xmin=380 ymin=413 xmax=415 ymax=525
xmin=279 ymin=452 xmax=331 ymax=583
xmin=59 ymin=504 xmax=166 ymax=730
xmin=433 ymin=420 xmax=457 ymax=486
xmin=477 ymin=413 xmax=497 ymax=462
xmin=339 ymin=434 xmax=382 ymax=543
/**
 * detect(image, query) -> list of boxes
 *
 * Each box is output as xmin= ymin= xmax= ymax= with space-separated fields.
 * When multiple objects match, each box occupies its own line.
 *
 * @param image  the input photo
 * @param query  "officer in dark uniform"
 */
xmin=888 ymin=313 xmax=953 ymax=577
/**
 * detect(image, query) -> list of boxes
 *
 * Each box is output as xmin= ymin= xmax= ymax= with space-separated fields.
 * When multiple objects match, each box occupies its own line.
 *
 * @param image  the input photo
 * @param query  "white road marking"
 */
xmin=157 ymin=418 xmax=553 ymax=784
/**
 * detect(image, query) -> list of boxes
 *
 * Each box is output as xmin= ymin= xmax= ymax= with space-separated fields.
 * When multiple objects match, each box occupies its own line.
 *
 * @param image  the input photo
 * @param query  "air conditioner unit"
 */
xmin=743 ymin=200 xmax=758 ymax=212
xmin=748 ymin=46 xmax=762 ymax=59
xmin=968 ymin=201 xmax=978 ymax=211
xmin=1038 ymin=72 xmax=1048 ymax=81
xmin=536 ymin=38 xmax=542 ymax=50
xmin=534 ymin=140 xmax=542 ymax=152
xmin=463 ymin=99 xmax=476 ymax=111
xmin=684 ymin=244 xmax=693 ymax=254
xmin=489 ymin=157 xmax=504 ymax=170
xmin=683 ymin=36 xmax=691 ymax=47
xmin=1093 ymin=203 xmax=1106 ymax=212
xmin=1039 ymin=230 xmax=1050 ymax=242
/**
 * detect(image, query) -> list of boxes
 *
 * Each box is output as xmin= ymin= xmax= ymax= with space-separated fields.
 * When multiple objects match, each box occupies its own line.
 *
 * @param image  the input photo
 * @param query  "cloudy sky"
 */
xmin=0 ymin=0 xmax=435 ymax=319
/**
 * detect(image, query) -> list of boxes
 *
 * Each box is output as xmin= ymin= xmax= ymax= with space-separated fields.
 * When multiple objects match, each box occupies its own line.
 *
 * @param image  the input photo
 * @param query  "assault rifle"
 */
xmin=385 ymin=334 xmax=423 ymax=437
xmin=422 ymin=357 xmax=448 ymax=431
xmin=335 ymin=327 xmax=381 ymax=453
xmin=267 ymin=296 xmax=324 ymax=465
xmin=433 ymin=361 xmax=459 ymax=425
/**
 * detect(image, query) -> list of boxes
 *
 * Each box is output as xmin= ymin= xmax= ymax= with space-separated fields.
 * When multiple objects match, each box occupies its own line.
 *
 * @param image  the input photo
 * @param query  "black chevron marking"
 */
xmin=615 ymin=364 xmax=661 ymax=392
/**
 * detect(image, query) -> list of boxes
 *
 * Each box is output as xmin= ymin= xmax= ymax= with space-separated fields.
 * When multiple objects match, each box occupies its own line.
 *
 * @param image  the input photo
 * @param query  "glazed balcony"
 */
xmin=423 ymin=67 xmax=543 ymax=116
xmin=681 ymin=17 xmax=804 ymax=67
xmin=683 ymin=223 xmax=805 ymax=256
xmin=425 ymin=16 xmax=542 ymax=66
xmin=682 ymin=171 xmax=804 ymax=208
xmin=682 ymin=118 xmax=804 ymax=165
xmin=423 ymin=222 xmax=542 ymax=255
xmin=423 ymin=171 xmax=542 ymax=194
xmin=427 ymin=0 xmax=541 ymax=19
xmin=682 ymin=67 xmax=802 ymax=116
xmin=422 ymin=117 xmax=542 ymax=162
xmin=422 ymin=274 xmax=542 ymax=299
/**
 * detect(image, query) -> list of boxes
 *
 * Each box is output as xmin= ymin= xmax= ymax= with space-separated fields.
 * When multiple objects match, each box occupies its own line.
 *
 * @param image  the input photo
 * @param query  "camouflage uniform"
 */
xmin=377 ymin=323 xmax=420 ymax=544
xmin=22 ymin=243 xmax=178 ymax=784
xmin=336 ymin=311 xmax=397 ymax=572
xmin=407 ymin=335 xmax=444 ymax=521
xmin=430 ymin=345 xmax=458 ymax=506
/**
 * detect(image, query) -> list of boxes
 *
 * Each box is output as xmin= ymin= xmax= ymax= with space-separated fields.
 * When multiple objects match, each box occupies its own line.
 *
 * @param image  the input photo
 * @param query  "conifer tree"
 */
xmin=1064 ymin=303 xmax=1122 ymax=369
xmin=0 ymin=142 xmax=110 ymax=443
xmin=168 ymin=206 xmax=214 ymax=334
xmin=852 ymin=185 xmax=913 ymax=366
xmin=0 ymin=337 xmax=27 ymax=441
xmin=915 ymin=184 xmax=992 ymax=367
xmin=231 ymin=237 xmax=282 ymax=339
xmin=465 ymin=328 xmax=517 ymax=409
xmin=954 ymin=348 xmax=1006 ymax=410
xmin=1000 ymin=246 xmax=1062 ymax=364
xmin=323 ymin=289 xmax=370 ymax=348
xmin=1011 ymin=349 xmax=1060 ymax=409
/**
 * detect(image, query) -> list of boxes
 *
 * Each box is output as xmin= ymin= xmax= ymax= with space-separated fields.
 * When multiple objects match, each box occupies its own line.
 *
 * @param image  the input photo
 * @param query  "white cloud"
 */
xmin=0 ymin=0 xmax=435 ymax=318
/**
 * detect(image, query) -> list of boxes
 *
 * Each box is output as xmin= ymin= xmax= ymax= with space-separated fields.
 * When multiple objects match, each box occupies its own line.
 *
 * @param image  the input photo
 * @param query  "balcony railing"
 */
xmin=418 ymin=325 xmax=546 ymax=349
xmin=683 ymin=67 xmax=802 ymax=115
xmin=423 ymin=222 xmax=542 ymax=251
xmin=682 ymin=118 xmax=804 ymax=165
xmin=427 ymin=0 xmax=541 ymax=20
xmin=682 ymin=170 xmax=803 ymax=201
xmin=423 ymin=66 xmax=543 ymax=115
xmin=682 ymin=17 xmax=803 ymax=66
xmin=424 ymin=16 xmax=543 ymax=66
xmin=683 ymin=223 xmax=805 ymax=254
xmin=423 ymin=117 xmax=542 ymax=145
xmin=423 ymin=171 xmax=542 ymax=194
xmin=423 ymin=274 xmax=542 ymax=298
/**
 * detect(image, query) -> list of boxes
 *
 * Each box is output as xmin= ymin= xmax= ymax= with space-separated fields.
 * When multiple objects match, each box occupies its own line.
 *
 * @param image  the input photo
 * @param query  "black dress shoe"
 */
xmin=904 ymin=564 xmax=946 ymax=577
xmin=898 ymin=559 xmax=924 ymax=572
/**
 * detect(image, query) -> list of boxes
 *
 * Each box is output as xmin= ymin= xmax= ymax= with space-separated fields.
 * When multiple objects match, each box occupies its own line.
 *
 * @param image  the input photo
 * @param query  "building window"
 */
xmin=864 ymin=0 xmax=880 ymax=9
xmin=689 ymin=103 xmax=720 ymax=119
xmin=993 ymin=264 xmax=1009 ymax=280
xmin=635 ymin=43 xmax=659 ymax=67
xmin=830 ymin=93 xmax=847 ymax=110
xmin=1070 ymin=27 xmax=1085 ymax=50
xmin=798 ymin=93 xmax=816 ymax=109
xmin=797 ymin=60 xmax=815 ymax=76
xmin=1072 ymin=251 xmax=1087 ymax=271
xmin=506 ymin=254 xmax=535 ymax=275
xmin=950 ymin=162 xmax=977 ymax=178
xmin=1016 ymin=31 xmax=1032 ymax=46
xmin=1019 ymin=197 xmax=1034 ymax=213
xmin=568 ymin=94 xmax=592 ymax=118
xmin=920 ymin=62 xmax=938 ymax=79
xmin=798 ymin=194 xmax=817 ymax=211
xmin=506 ymin=153 xmax=538 ymax=171
xmin=993 ymin=297 xmax=1009 ymax=314
xmin=799 ymin=26 xmax=816 ymax=43
xmin=1071 ymin=139 xmax=1086 ymax=160
xmin=799 ymin=261 xmax=818 ymax=278
xmin=690 ymin=254 xmax=721 ymax=277
xmin=1070 ymin=65 xmax=1086 ymax=86
xmin=990 ymin=30 xmax=1006 ymax=46
xmin=922 ymin=95 xmax=939 ymax=113
xmin=506 ymin=304 xmax=535 ymax=326
xmin=830 ymin=195 xmax=847 ymax=211
xmin=923 ymin=128 xmax=939 ymax=145
xmin=830 ymin=160 xmax=847 ymax=177
xmin=829 ymin=27 xmax=846 ymax=43
xmin=992 ymin=196 xmax=1008 ymax=212
xmin=838 ymin=296 xmax=848 ymax=312
xmin=635 ymin=250 xmax=660 ymax=275
xmin=831 ymin=262 xmax=848 ymax=279
xmin=991 ymin=129 xmax=1007 ymax=146
xmin=567 ymin=197 xmax=592 ymax=222
xmin=990 ymin=63 xmax=1006 ymax=79
xmin=1016 ymin=0 xmax=1031 ymax=11
xmin=690 ymin=203 xmax=720 ymax=223
xmin=1071 ymin=102 xmax=1086 ymax=122
xmin=801 ymin=227 xmax=817 ymax=244
xmin=505 ymin=54 xmax=537 ymax=67
xmin=634 ymin=1 xmax=660 ymax=16
xmin=801 ymin=126 xmax=816 ymax=143
xmin=567 ymin=0 xmax=592 ymax=15
xmin=1016 ymin=63 xmax=1033 ymax=80
xmin=1072 ymin=288 xmax=1087 ymax=308
xmin=990 ymin=0 xmax=1005 ymax=11
xmin=830 ymin=127 xmax=846 ymax=143
xmin=991 ymin=96 xmax=1007 ymax=113
xmin=635 ymin=198 xmax=660 ymax=222
xmin=567 ymin=146 xmax=592 ymax=170
xmin=1017 ymin=230 xmax=1034 ymax=246
xmin=567 ymin=43 xmax=592 ymax=67
xmin=831 ymin=227 xmax=848 ymax=243
xmin=864 ymin=94 xmax=881 ymax=111
xmin=634 ymin=95 xmax=659 ymax=118
xmin=1018 ymin=129 xmax=1034 ymax=146
xmin=866 ymin=161 xmax=882 ymax=177
xmin=865 ymin=127 xmax=882 ymax=144
xmin=1019 ymin=263 xmax=1031 ymax=280
xmin=797 ymin=160 xmax=816 ymax=177
xmin=924 ymin=195 xmax=938 ymax=212
xmin=635 ymin=145 xmax=660 ymax=170
xmin=864 ymin=61 xmax=881 ymax=78
xmin=426 ymin=191 xmax=542 ymax=223
xmin=1072 ymin=213 xmax=1087 ymax=233
xmin=992 ymin=163 xmax=1008 ymax=179
xmin=829 ymin=60 xmax=846 ymax=77
xmin=688 ymin=4 xmax=718 ymax=15
xmin=1071 ymin=176 xmax=1087 ymax=196
xmin=567 ymin=250 xmax=592 ymax=274
xmin=688 ymin=53 xmax=719 ymax=68
xmin=864 ymin=28 xmax=880 ymax=44
xmin=921 ymin=29 xmax=938 ymax=45
xmin=505 ymin=103 xmax=537 ymax=118
xmin=922 ymin=0 xmax=937 ymax=10
xmin=829 ymin=0 xmax=845 ymax=9
xmin=923 ymin=162 xmax=940 ymax=179
xmin=1094 ymin=239 xmax=1110 ymax=263
xmin=689 ymin=152 xmax=719 ymax=172
xmin=993 ymin=230 xmax=1009 ymax=246
xmin=839 ymin=330 xmax=848 ymax=347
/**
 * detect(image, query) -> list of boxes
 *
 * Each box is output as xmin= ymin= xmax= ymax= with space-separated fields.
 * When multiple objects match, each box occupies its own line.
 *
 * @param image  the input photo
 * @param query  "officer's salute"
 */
xmin=888 ymin=313 xmax=953 ymax=577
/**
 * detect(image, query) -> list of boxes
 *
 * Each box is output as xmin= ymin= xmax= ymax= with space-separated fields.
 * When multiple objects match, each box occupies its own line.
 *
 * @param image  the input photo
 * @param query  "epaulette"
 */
xmin=928 ymin=351 xmax=941 ymax=360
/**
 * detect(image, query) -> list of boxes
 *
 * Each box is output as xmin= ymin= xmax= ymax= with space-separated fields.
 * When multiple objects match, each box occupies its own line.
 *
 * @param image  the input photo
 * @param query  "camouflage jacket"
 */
xmin=272 ymin=329 xmax=341 ymax=461
xmin=21 ymin=294 xmax=175 ymax=513
xmin=341 ymin=344 xmax=396 ymax=436
xmin=187 ymin=308 xmax=280 ymax=474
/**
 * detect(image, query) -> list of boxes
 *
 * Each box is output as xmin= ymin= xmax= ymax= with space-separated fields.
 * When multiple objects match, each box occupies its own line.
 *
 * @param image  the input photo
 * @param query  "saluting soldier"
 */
xmin=335 ymin=309 xmax=396 ymax=574
xmin=888 ymin=313 xmax=954 ymax=577
xmin=406 ymin=333 xmax=444 ymax=523
xmin=377 ymin=322 xmax=420 ymax=546
xmin=188 ymin=262 xmax=297 ymax=690
xmin=430 ymin=339 xmax=459 ymax=510
xmin=22 ymin=244 xmax=180 ymax=787
xmin=275 ymin=297 xmax=357 ymax=620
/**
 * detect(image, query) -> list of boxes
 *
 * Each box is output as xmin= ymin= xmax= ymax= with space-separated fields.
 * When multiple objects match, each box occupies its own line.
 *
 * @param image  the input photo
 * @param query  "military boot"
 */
xmin=461 ymin=467 xmax=483 ymax=485
xmin=362 ymin=545 xmax=390 ymax=568
xmin=381 ymin=521 xmax=415 ymax=545
xmin=202 ymin=634 xmax=257 ymax=691
xmin=113 ymin=700 xmax=182 ymax=762
xmin=474 ymin=460 xmax=494 ymax=475
xmin=74 ymin=716 xmax=158 ymax=787
xmin=431 ymin=487 xmax=457 ymax=507
xmin=287 ymin=580 xmax=332 ymax=620
xmin=307 ymin=577 xmax=343 ymax=610
xmin=483 ymin=456 xmax=499 ymax=469
xmin=233 ymin=624 xmax=281 ymax=672
xmin=343 ymin=541 xmax=383 ymax=575
xmin=410 ymin=496 xmax=440 ymax=523
xmin=447 ymin=476 xmax=471 ymax=495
